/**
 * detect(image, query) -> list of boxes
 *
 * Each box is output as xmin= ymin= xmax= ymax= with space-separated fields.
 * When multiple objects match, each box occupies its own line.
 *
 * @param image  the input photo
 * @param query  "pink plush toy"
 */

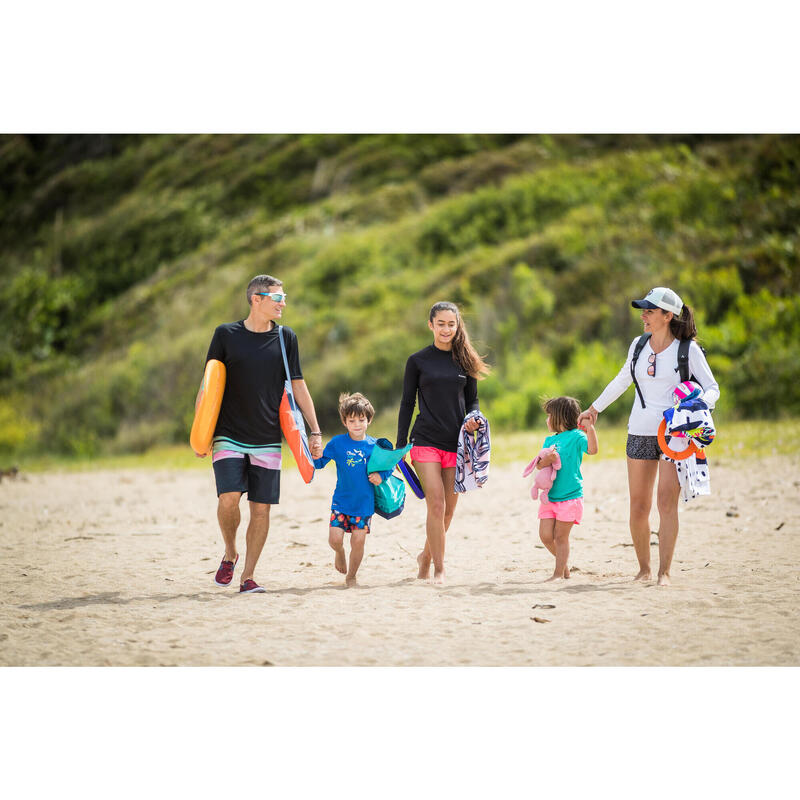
xmin=522 ymin=445 xmax=561 ymax=502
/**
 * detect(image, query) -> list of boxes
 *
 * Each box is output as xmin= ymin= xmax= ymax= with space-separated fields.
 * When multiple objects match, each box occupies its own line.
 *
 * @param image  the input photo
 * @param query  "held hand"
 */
xmin=309 ymin=433 xmax=323 ymax=459
xmin=464 ymin=417 xmax=481 ymax=433
xmin=577 ymin=407 xmax=598 ymax=430
xmin=368 ymin=472 xmax=382 ymax=485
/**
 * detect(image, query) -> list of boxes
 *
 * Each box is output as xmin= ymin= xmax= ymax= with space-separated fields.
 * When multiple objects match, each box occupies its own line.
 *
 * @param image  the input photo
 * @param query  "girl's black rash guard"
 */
xmin=396 ymin=344 xmax=479 ymax=452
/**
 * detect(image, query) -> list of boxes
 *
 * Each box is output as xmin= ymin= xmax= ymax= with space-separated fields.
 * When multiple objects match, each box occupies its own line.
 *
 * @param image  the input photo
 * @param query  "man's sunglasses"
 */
xmin=254 ymin=292 xmax=287 ymax=302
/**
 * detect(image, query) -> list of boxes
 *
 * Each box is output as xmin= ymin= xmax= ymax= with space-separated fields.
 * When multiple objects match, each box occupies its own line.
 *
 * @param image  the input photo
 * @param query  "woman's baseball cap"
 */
xmin=631 ymin=287 xmax=683 ymax=315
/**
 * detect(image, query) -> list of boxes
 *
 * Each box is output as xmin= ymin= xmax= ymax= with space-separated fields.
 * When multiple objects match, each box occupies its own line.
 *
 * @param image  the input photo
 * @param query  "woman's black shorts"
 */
xmin=626 ymin=434 xmax=662 ymax=460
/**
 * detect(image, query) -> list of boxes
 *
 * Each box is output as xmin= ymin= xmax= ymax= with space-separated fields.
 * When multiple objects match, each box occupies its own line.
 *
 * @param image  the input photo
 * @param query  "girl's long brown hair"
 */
xmin=429 ymin=301 xmax=490 ymax=379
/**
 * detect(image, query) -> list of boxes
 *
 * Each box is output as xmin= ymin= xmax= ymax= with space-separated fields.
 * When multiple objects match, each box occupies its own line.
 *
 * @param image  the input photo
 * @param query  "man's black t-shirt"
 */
xmin=205 ymin=321 xmax=303 ymax=446
xmin=396 ymin=344 xmax=479 ymax=452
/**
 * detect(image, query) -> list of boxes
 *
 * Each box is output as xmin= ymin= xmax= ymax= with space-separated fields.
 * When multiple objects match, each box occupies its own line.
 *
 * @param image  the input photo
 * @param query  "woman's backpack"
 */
xmin=630 ymin=333 xmax=705 ymax=409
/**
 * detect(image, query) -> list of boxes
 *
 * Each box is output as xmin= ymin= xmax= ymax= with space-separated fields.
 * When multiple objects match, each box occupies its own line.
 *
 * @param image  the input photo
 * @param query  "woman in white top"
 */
xmin=577 ymin=287 xmax=719 ymax=586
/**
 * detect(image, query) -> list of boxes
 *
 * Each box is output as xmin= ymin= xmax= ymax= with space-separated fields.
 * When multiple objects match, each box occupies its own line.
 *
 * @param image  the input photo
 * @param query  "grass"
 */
xmin=8 ymin=419 xmax=799 ymax=474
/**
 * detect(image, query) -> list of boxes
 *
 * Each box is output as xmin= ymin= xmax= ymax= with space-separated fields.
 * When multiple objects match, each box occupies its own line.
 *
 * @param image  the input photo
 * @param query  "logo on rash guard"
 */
xmin=346 ymin=449 xmax=366 ymax=467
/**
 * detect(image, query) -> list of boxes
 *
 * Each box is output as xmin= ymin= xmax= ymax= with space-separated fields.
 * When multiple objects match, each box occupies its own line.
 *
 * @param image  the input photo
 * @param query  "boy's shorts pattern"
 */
xmin=626 ymin=434 xmax=662 ymax=460
xmin=330 ymin=511 xmax=372 ymax=534
xmin=538 ymin=496 xmax=583 ymax=524
xmin=410 ymin=445 xmax=457 ymax=469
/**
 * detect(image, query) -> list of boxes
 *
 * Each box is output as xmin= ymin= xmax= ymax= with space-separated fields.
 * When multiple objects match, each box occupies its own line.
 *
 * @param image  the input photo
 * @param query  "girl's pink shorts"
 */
xmin=410 ymin=445 xmax=457 ymax=469
xmin=538 ymin=496 xmax=583 ymax=524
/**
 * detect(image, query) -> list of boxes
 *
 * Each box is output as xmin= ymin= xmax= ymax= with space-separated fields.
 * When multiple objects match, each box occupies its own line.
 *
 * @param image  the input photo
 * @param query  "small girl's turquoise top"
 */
xmin=542 ymin=428 xmax=589 ymax=502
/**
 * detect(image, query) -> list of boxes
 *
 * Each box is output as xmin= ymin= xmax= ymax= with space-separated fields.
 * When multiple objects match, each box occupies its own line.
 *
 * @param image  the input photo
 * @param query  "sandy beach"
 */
xmin=1 ymin=456 xmax=798 ymax=666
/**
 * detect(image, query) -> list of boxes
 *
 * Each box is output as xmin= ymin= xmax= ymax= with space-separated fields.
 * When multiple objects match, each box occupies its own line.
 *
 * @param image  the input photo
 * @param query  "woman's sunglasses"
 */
xmin=647 ymin=352 xmax=656 ymax=377
xmin=254 ymin=292 xmax=287 ymax=302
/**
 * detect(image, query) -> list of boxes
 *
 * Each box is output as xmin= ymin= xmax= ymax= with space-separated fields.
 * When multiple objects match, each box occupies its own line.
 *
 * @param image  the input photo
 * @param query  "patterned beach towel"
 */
xmin=455 ymin=411 xmax=490 ymax=493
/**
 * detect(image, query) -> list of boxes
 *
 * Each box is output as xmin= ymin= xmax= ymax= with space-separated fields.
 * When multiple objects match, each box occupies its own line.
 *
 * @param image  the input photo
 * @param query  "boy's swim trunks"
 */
xmin=330 ymin=511 xmax=372 ymax=534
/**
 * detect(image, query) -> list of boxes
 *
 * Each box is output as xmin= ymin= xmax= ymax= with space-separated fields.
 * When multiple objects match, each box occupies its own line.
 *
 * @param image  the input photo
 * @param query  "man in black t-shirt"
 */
xmin=194 ymin=274 xmax=323 ymax=593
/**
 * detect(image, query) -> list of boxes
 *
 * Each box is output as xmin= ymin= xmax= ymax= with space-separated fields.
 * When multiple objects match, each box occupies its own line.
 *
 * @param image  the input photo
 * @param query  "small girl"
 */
xmin=536 ymin=396 xmax=598 ymax=581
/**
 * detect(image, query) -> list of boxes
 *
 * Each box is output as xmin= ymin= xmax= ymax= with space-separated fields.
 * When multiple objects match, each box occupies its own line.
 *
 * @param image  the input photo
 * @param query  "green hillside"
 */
xmin=1 ymin=133 xmax=798 ymax=458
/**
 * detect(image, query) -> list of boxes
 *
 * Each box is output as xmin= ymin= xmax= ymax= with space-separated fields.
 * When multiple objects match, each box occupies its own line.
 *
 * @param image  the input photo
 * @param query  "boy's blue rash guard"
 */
xmin=314 ymin=434 xmax=391 ymax=517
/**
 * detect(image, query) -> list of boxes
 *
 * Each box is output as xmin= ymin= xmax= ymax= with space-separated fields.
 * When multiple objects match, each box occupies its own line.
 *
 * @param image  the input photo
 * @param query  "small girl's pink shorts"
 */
xmin=538 ymin=496 xmax=583 ymax=524
xmin=410 ymin=445 xmax=457 ymax=469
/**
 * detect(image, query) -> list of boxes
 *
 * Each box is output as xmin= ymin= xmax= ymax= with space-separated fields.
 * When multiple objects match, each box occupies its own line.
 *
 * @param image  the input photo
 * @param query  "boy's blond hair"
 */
xmin=338 ymin=392 xmax=375 ymax=424
xmin=543 ymin=396 xmax=581 ymax=433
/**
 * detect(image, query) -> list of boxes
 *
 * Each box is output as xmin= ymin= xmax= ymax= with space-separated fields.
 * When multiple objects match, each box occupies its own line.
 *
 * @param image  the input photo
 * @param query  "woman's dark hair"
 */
xmin=428 ymin=301 xmax=490 ymax=380
xmin=666 ymin=304 xmax=697 ymax=341
xmin=543 ymin=396 xmax=581 ymax=433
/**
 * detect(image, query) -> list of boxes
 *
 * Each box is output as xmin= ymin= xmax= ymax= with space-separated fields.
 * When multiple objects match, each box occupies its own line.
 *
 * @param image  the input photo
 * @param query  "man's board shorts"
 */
xmin=212 ymin=439 xmax=281 ymax=504
xmin=330 ymin=510 xmax=372 ymax=534
xmin=538 ymin=496 xmax=584 ymax=524
xmin=410 ymin=445 xmax=457 ymax=469
xmin=626 ymin=434 xmax=661 ymax=461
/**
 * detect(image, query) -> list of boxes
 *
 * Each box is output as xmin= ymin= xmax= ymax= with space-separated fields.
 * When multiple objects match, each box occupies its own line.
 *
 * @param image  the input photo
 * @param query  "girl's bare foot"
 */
xmin=431 ymin=569 xmax=445 ymax=585
xmin=417 ymin=552 xmax=431 ymax=580
xmin=345 ymin=575 xmax=359 ymax=588
xmin=544 ymin=575 xmax=564 ymax=583
xmin=334 ymin=547 xmax=347 ymax=574
xmin=564 ymin=565 xmax=571 ymax=579
xmin=634 ymin=569 xmax=652 ymax=581
xmin=657 ymin=573 xmax=671 ymax=587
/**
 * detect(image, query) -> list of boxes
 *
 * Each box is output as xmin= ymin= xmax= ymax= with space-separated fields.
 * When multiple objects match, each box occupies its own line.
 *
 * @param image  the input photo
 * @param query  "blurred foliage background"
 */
xmin=1 ymin=133 xmax=798 ymax=460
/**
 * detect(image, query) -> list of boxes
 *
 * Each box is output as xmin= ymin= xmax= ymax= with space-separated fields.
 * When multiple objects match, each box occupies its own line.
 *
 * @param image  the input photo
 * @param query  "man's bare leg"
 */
xmin=240 ymin=502 xmax=270 ymax=584
xmin=217 ymin=492 xmax=242 ymax=562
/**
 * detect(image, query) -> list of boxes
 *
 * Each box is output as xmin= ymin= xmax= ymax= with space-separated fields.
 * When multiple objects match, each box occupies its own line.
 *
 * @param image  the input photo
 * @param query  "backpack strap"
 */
xmin=676 ymin=338 xmax=691 ymax=383
xmin=675 ymin=338 xmax=708 ymax=384
xmin=631 ymin=333 xmax=651 ymax=409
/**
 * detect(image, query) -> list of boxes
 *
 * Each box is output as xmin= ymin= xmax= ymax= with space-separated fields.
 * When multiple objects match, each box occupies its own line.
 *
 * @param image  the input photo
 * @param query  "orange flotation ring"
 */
xmin=190 ymin=359 xmax=226 ymax=456
xmin=657 ymin=418 xmax=699 ymax=461
xmin=279 ymin=387 xmax=315 ymax=483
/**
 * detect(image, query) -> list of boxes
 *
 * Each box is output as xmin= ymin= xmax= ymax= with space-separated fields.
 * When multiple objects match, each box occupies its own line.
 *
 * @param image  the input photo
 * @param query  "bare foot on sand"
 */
xmin=417 ymin=552 xmax=431 ymax=580
xmin=345 ymin=575 xmax=359 ymax=588
xmin=657 ymin=573 xmax=671 ymax=587
xmin=634 ymin=569 xmax=652 ymax=581
xmin=431 ymin=569 xmax=445 ymax=585
xmin=544 ymin=575 xmax=565 ymax=583
xmin=333 ymin=547 xmax=347 ymax=574
xmin=564 ymin=565 xmax=571 ymax=579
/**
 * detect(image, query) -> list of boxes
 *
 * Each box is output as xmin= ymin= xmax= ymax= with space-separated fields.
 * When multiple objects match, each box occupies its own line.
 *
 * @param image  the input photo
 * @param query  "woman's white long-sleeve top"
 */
xmin=592 ymin=337 xmax=720 ymax=436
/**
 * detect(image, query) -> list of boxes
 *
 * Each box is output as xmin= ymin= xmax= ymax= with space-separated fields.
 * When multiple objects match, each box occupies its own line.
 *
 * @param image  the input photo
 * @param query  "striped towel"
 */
xmin=455 ymin=411 xmax=490 ymax=493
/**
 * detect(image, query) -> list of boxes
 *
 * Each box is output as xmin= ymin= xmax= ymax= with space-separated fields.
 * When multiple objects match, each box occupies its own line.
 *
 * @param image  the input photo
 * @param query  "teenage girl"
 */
xmin=396 ymin=301 xmax=490 ymax=584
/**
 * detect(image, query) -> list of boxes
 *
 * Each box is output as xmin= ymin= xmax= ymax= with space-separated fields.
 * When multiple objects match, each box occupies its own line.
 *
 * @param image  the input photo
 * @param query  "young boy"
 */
xmin=314 ymin=393 xmax=390 ymax=587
